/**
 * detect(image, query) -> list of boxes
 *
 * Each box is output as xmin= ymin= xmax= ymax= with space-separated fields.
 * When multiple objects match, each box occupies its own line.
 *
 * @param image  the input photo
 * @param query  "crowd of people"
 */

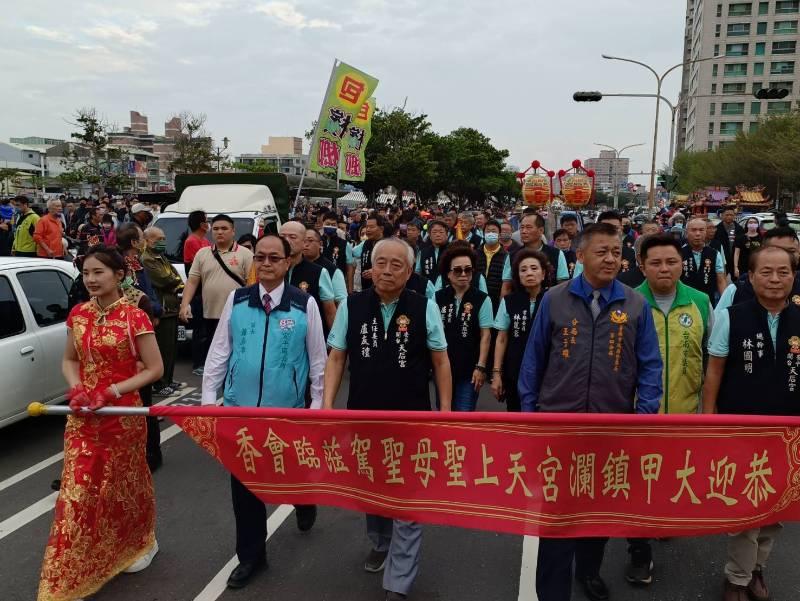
xmin=19 ymin=193 xmax=800 ymax=601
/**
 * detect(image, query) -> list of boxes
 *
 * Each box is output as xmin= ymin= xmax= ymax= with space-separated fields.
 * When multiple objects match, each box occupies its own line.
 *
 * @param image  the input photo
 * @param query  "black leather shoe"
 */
xmin=226 ymin=557 xmax=267 ymax=589
xmin=295 ymin=504 xmax=317 ymax=532
xmin=577 ymin=575 xmax=610 ymax=601
xmin=147 ymin=453 xmax=163 ymax=474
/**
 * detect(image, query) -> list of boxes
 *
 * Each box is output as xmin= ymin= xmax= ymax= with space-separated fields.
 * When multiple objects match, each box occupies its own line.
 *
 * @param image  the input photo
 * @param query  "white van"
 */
xmin=152 ymin=183 xmax=282 ymax=342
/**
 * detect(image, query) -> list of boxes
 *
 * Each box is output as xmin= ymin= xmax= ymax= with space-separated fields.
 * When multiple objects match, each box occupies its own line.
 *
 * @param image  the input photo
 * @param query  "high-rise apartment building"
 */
xmin=585 ymin=150 xmax=630 ymax=194
xmin=679 ymin=0 xmax=800 ymax=153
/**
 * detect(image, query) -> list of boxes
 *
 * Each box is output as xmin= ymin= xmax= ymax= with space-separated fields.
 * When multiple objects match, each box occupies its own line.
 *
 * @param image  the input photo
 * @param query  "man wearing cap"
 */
xmin=130 ymin=202 xmax=155 ymax=230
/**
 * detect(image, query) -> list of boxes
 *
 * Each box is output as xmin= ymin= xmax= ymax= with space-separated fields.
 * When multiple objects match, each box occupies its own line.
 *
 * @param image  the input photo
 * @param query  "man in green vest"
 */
xmin=628 ymin=233 xmax=712 ymax=587
xmin=11 ymin=196 xmax=40 ymax=257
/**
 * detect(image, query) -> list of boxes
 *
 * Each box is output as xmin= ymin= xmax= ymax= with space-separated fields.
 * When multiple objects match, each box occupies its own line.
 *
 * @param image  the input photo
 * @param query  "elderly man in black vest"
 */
xmin=517 ymin=213 xmax=569 ymax=289
xmin=713 ymin=206 xmax=745 ymax=278
xmin=417 ymin=219 xmax=450 ymax=285
xmin=475 ymin=219 xmax=512 ymax=311
xmin=681 ymin=217 xmax=727 ymax=302
xmin=703 ymin=245 xmax=800 ymax=601
xmin=324 ymin=237 xmax=452 ymax=601
xmin=353 ymin=213 xmax=389 ymax=290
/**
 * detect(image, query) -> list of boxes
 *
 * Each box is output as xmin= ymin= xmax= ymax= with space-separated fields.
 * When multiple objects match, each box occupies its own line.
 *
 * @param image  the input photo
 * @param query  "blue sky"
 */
xmin=1 ymin=0 xmax=686 ymax=186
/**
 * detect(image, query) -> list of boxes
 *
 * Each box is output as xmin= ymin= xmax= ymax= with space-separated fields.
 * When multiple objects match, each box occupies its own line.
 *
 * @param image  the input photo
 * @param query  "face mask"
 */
xmin=622 ymin=225 xmax=632 ymax=234
xmin=500 ymin=233 xmax=512 ymax=242
xmin=747 ymin=223 xmax=759 ymax=232
xmin=153 ymin=241 xmax=167 ymax=254
xmin=485 ymin=232 xmax=500 ymax=245
xmin=323 ymin=226 xmax=338 ymax=236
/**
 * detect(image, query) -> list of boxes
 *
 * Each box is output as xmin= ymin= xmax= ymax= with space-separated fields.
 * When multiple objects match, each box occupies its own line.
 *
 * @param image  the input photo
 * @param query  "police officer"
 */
xmin=323 ymin=237 xmax=452 ymax=601
xmin=201 ymin=234 xmax=327 ymax=589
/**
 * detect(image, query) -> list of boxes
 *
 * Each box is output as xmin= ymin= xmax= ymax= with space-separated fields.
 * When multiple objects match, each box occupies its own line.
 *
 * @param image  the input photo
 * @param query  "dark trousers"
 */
xmin=230 ymin=474 xmax=315 ymax=563
xmin=536 ymin=538 xmax=576 ymax=601
xmin=231 ymin=475 xmax=267 ymax=563
xmin=576 ymin=537 xmax=651 ymax=578
xmin=503 ymin=374 xmax=521 ymax=413
xmin=203 ymin=318 xmax=220 ymax=364
xmin=189 ymin=294 xmax=206 ymax=369
xmin=139 ymin=384 xmax=162 ymax=463
xmin=154 ymin=315 xmax=178 ymax=389
xmin=13 ymin=250 xmax=37 ymax=257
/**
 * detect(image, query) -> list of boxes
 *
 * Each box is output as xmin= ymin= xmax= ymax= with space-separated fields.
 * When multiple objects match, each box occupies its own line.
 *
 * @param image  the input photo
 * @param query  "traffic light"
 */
xmin=754 ymin=88 xmax=789 ymax=100
xmin=573 ymin=91 xmax=603 ymax=102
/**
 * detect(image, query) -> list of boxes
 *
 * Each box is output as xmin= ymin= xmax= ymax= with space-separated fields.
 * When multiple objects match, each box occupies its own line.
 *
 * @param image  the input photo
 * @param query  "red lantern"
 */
xmin=558 ymin=169 xmax=566 ymax=178
xmin=572 ymin=159 xmax=582 ymax=169
xmin=516 ymin=172 xmax=526 ymax=180
xmin=547 ymin=171 xmax=556 ymax=178
xmin=531 ymin=160 xmax=541 ymax=169
xmin=522 ymin=174 xmax=552 ymax=206
xmin=561 ymin=173 xmax=593 ymax=206
xmin=587 ymin=169 xmax=596 ymax=178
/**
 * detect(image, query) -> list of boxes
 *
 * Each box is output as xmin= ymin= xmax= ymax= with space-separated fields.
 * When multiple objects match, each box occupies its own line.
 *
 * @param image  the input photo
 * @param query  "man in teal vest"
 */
xmin=201 ymin=234 xmax=327 ymax=590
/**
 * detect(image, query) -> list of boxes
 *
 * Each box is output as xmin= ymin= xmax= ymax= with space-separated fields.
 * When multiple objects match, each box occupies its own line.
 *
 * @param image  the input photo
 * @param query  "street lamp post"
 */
xmin=214 ymin=136 xmax=230 ymax=173
xmin=593 ymin=142 xmax=645 ymax=209
xmin=600 ymin=54 xmax=720 ymax=211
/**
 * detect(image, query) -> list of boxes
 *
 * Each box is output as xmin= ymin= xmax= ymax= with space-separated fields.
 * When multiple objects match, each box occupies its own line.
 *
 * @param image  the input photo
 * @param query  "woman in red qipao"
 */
xmin=38 ymin=245 xmax=163 ymax=601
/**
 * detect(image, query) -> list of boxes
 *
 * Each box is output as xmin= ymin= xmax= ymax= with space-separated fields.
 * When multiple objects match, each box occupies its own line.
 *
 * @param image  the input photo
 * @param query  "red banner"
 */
xmin=150 ymin=406 xmax=800 ymax=538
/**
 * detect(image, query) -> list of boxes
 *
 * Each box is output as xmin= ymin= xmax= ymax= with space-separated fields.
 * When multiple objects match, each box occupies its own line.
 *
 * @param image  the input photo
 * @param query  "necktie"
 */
xmin=263 ymin=294 xmax=272 ymax=315
xmin=590 ymin=290 xmax=602 ymax=321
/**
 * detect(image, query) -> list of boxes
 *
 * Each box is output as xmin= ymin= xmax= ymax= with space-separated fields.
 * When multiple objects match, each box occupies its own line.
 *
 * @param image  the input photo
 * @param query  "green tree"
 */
xmin=231 ymin=160 xmax=279 ymax=173
xmin=169 ymin=112 xmax=215 ymax=174
xmin=0 ymin=168 xmax=20 ymax=195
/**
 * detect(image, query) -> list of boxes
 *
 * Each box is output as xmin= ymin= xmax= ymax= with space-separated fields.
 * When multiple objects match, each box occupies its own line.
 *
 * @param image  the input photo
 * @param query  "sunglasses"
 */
xmin=451 ymin=266 xmax=473 ymax=276
xmin=254 ymin=254 xmax=287 ymax=264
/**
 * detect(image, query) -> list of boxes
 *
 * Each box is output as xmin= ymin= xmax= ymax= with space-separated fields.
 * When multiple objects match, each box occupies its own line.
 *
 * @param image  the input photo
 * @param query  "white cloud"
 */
xmin=254 ymin=2 xmax=340 ymax=30
xmin=177 ymin=58 xmax=195 ymax=65
xmin=174 ymin=0 xmax=235 ymax=27
xmin=83 ymin=20 xmax=159 ymax=46
xmin=25 ymin=25 xmax=72 ymax=42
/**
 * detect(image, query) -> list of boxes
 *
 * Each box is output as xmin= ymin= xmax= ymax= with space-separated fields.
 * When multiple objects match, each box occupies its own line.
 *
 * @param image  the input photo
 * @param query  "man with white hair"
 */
xmin=33 ymin=198 xmax=64 ymax=259
xmin=323 ymin=236 xmax=452 ymax=601
xmin=457 ymin=212 xmax=482 ymax=249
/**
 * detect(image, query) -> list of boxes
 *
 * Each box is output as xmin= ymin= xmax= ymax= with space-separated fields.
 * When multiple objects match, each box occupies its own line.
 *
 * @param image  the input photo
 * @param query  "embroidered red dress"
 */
xmin=38 ymin=298 xmax=156 ymax=601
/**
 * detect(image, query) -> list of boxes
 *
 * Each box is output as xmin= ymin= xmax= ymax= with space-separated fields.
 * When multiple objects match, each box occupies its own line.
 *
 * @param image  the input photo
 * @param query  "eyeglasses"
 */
xmin=451 ymin=266 xmax=473 ymax=276
xmin=254 ymin=254 xmax=287 ymax=264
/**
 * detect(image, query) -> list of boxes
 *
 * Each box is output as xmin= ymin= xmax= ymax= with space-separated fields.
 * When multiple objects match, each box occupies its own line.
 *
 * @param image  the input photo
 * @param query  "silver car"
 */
xmin=0 ymin=257 xmax=78 ymax=428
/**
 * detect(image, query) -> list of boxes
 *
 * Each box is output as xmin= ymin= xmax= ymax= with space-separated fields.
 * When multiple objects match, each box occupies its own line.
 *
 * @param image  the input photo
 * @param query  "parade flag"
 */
xmin=149 ymin=406 xmax=800 ymax=539
xmin=308 ymin=60 xmax=379 ymax=178
xmin=339 ymin=96 xmax=375 ymax=182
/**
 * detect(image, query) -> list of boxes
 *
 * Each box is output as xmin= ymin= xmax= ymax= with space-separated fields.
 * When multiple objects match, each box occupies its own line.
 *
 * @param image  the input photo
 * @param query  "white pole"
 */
xmin=294 ymin=58 xmax=340 ymax=213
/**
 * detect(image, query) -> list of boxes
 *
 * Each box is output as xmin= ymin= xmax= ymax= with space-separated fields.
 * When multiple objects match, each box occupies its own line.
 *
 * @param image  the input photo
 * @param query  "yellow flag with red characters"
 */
xmin=309 ymin=61 xmax=379 ymax=178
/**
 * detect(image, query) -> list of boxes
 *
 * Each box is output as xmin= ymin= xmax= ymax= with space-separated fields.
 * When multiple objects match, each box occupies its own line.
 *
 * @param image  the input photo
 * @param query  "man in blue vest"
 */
xmin=519 ymin=222 xmax=663 ymax=601
xmin=324 ymin=237 xmax=452 ymax=601
xmin=202 ymin=233 xmax=327 ymax=590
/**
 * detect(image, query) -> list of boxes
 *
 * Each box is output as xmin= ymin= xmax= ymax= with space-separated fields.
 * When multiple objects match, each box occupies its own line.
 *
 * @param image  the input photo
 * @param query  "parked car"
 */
xmin=737 ymin=212 xmax=800 ymax=237
xmin=0 ymin=257 xmax=78 ymax=428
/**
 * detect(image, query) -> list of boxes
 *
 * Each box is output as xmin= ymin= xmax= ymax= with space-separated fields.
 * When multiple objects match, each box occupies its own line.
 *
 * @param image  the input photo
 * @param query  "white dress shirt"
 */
xmin=202 ymin=282 xmax=327 ymax=408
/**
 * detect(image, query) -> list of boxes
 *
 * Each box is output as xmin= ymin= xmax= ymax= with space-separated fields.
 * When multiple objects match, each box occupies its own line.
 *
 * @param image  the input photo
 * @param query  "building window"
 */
xmin=755 ymin=42 xmax=766 ymax=55
xmin=774 ymin=20 xmax=799 ymax=33
xmin=770 ymin=60 xmax=795 ymax=73
xmin=772 ymin=40 xmax=797 ymax=53
xmin=715 ymin=23 xmax=722 ymax=37
xmin=767 ymin=100 xmax=793 ymax=113
xmin=710 ymin=102 xmax=717 ymax=115
xmin=708 ymin=141 xmax=715 ymax=150
xmin=752 ymin=81 xmax=764 ymax=93
xmin=754 ymin=62 xmax=765 ymax=75
xmin=712 ymin=83 xmax=718 ymax=93
xmin=769 ymin=80 xmax=794 ymax=92
xmin=726 ymin=43 xmax=750 ymax=56
xmin=775 ymin=0 xmax=799 ymax=13
xmin=759 ymin=1 xmax=770 ymax=13
xmin=713 ymin=64 xmax=719 ymax=76
xmin=717 ymin=3 xmax=723 ymax=15
xmin=720 ymin=122 xmax=744 ymax=135
xmin=715 ymin=44 xmax=720 ymax=56
xmin=750 ymin=122 xmax=760 ymax=132
xmin=751 ymin=101 xmax=762 ymax=114
xmin=757 ymin=21 xmax=768 ymax=33
xmin=729 ymin=2 xmax=753 ymax=15
xmin=723 ymin=82 xmax=747 ymax=93
xmin=709 ymin=122 xmax=715 ymax=134
xmin=727 ymin=22 xmax=752 ymax=35
xmin=724 ymin=63 xmax=748 ymax=76
xmin=721 ymin=102 xmax=745 ymax=114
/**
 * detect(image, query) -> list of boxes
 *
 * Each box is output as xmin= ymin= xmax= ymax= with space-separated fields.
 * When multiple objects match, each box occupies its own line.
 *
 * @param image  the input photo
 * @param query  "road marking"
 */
xmin=0 ymin=387 xmax=197 ymax=494
xmin=517 ymin=535 xmax=539 ymax=601
xmin=193 ymin=504 xmax=295 ymax=601
xmin=0 ymin=418 xmax=186 ymax=541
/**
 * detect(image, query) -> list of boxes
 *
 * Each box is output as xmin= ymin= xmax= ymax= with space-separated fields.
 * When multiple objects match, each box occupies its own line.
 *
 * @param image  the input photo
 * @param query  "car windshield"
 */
xmin=154 ymin=216 xmax=255 ymax=264
xmin=753 ymin=219 xmax=800 ymax=233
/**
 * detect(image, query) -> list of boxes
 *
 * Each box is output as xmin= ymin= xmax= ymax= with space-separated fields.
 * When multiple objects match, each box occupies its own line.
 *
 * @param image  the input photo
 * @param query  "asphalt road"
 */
xmin=2 ymin=354 xmax=800 ymax=601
